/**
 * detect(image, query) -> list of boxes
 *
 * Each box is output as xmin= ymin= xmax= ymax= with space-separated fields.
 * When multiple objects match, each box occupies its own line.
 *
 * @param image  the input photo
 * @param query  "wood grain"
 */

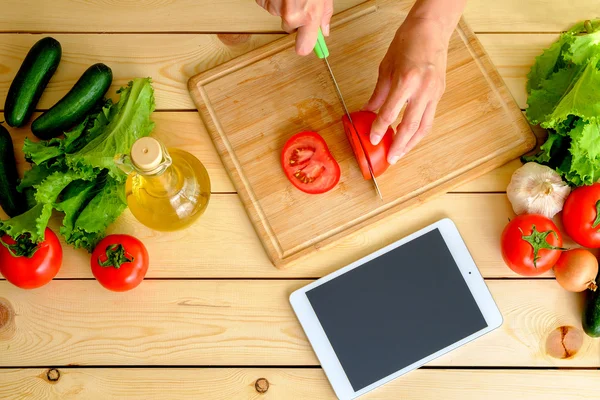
xmin=0 ymin=33 xmax=284 ymax=111
xmin=1 ymin=368 xmax=598 ymax=400
xmin=0 ymin=280 xmax=597 ymax=367
xmin=0 ymin=33 xmax=556 ymax=111
xmin=0 ymin=0 xmax=596 ymax=33
xmin=479 ymin=33 xmax=560 ymax=110
xmin=2 ymin=192 xmax=566 ymax=280
xmin=189 ymin=3 xmax=535 ymax=267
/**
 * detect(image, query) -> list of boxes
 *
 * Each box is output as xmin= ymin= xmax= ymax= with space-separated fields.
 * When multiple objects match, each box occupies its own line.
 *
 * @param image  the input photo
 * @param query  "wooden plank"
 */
xmin=0 ymin=33 xmax=283 ymax=111
xmin=0 ymin=33 xmax=554 ymax=111
xmin=479 ymin=33 xmax=559 ymax=110
xmin=189 ymin=3 xmax=535 ymax=268
xmin=0 ymin=0 xmax=367 ymax=33
xmin=2 ymin=193 xmax=567 ymax=279
xmin=0 ymin=0 xmax=596 ymax=33
xmin=0 ymin=280 xmax=597 ymax=366
xmin=1 ymin=368 xmax=597 ymax=400
xmin=464 ymin=0 xmax=598 ymax=33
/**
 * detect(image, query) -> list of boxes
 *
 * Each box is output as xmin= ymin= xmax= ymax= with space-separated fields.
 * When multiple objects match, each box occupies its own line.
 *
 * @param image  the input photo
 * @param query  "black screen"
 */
xmin=306 ymin=229 xmax=487 ymax=391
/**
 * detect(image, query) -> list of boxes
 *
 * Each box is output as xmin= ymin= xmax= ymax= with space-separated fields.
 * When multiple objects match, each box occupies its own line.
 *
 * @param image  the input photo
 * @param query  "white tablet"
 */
xmin=290 ymin=218 xmax=502 ymax=400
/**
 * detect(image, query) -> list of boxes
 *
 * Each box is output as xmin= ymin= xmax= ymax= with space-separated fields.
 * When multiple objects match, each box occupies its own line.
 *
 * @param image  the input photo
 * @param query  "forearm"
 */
xmin=405 ymin=0 xmax=467 ymax=42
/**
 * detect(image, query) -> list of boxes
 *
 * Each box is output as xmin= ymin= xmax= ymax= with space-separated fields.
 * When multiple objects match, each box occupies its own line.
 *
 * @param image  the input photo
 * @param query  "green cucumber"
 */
xmin=4 ymin=37 xmax=62 ymax=128
xmin=31 ymin=63 xmax=112 ymax=140
xmin=583 ymin=270 xmax=600 ymax=338
xmin=0 ymin=124 xmax=27 ymax=217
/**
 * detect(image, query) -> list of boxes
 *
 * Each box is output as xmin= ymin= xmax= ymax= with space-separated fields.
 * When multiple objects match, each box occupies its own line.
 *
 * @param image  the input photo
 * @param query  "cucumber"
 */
xmin=0 ymin=125 xmax=26 ymax=217
xmin=583 ymin=270 xmax=600 ymax=338
xmin=4 ymin=37 xmax=62 ymax=128
xmin=31 ymin=63 xmax=112 ymax=140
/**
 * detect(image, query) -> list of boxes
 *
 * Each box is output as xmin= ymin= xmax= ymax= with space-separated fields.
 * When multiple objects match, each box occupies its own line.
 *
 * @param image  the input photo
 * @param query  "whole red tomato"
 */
xmin=563 ymin=183 xmax=600 ymax=248
xmin=91 ymin=235 xmax=149 ymax=292
xmin=0 ymin=228 xmax=63 ymax=289
xmin=501 ymin=214 xmax=564 ymax=276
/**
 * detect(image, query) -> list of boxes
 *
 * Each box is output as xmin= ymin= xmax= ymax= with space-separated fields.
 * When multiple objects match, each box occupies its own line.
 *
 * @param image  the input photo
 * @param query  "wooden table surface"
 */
xmin=0 ymin=1 xmax=598 ymax=399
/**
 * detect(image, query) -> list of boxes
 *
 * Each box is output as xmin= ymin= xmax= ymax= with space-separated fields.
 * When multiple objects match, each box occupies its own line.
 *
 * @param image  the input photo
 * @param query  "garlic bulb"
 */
xmin=506 ymin=162 xmax=571 ymax=218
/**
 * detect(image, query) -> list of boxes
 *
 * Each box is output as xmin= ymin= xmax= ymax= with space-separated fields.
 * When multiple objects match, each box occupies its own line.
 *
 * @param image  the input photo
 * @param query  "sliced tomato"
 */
xmin=342 ymin=111 xmax=394 ymax=180
xmin=281 ymin=131 xmax=340 ymax=194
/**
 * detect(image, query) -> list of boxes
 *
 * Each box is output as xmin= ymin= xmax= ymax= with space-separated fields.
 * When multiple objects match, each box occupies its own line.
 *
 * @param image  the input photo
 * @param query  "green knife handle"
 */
xmin=313 ymin=28 xmax=330 ymax=59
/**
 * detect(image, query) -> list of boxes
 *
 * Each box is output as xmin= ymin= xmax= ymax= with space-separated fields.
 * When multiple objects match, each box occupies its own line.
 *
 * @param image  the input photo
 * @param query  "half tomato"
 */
xmin=342 ymin=111 xmax=394 ymax=180
xmin=281 ymin=131 xmax=341 ymax=194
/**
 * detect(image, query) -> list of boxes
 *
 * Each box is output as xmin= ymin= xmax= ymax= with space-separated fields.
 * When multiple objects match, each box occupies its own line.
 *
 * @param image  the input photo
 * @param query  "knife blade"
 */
xmin=313 ymin=29 xmax=383 ymax=200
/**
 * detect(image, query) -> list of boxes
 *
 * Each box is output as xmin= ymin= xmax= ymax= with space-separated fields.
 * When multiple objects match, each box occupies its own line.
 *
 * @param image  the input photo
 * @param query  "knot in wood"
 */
xmin=217 ymin=33 xmax=251 ymax=46
xmin=546 ymin=325 xmax=583 ymax=359
xmin=0 ymin=298 xmax=14 ymax=330
xmin=255 ymin=378 xmax=269 ymax=393
xmin=47 ymin=369 xmax=60 ymax=382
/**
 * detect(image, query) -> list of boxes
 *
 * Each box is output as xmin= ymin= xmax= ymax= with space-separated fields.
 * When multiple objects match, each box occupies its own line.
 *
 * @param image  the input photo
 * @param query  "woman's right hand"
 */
xmin=255 ymin=0 xmax=333 ymax=56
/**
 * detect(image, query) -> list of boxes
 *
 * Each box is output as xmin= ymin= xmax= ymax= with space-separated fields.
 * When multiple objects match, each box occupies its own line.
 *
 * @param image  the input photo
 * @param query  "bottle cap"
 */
xmin=131 ymin=137 xmax=163 ymax=172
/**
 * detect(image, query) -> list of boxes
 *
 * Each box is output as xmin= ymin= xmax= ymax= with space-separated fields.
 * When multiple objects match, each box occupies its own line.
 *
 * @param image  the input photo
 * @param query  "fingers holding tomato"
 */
xmin=342 ymin=111 xmax=393 ymax=180
xmin=91 ymin=235 xmax=149 ymax=292
xmin=0 ymin=228 xmax=62 ymax=289
xmin=501 ymin=214 xmax=564 ymax=276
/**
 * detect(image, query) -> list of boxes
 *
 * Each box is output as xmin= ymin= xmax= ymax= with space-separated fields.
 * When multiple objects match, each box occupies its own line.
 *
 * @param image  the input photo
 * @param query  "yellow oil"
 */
xmin=125 ymin=148 xmax=211 ymax=231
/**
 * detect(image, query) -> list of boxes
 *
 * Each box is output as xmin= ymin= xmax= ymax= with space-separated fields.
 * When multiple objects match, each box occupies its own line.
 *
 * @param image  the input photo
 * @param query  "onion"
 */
xmin=553 ymin=249 xmax=598 ymax=292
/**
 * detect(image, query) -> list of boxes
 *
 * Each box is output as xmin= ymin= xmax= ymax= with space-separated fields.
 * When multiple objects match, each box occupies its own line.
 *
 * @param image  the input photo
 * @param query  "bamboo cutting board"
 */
xmin=188 ymin=0 xmax=535 ymax=269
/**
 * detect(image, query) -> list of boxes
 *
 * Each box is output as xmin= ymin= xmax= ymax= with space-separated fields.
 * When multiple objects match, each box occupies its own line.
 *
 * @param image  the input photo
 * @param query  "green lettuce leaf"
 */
xmin=54 ymin=179 xmax=98 ymax=243
xmin=63 ymin=99 xmax=113 ymax=154
xmin=18 ymin=164 xmax=56 ymax=192
xmin=67 ymin=78 xmax=155 ymax=180
xmin=564 ymin=20 xmax=600 ymax=65
xmin=33 ymin=170 xmax=92 ymax=205
xmin=526 ymin=67 xmax=581 ymax=125
xmin=523 ymin=131 xmax=569 ymax=165
xmin=0 ymin=204 xmax=53 ymax=243
xmin=525 ymin=20 xmax=600 ymax=187
xmin=526 ymin=34 xmax=573 ymax=93
xmin=67 ymin=177 xmax=127 ymax=251
xmin=566 ymin=119 xmax=600 ymax=185
xmin=543 ymin=57 xmax=600 ymax=129
xmin=22 ymin=138 xmax=64 ymax=166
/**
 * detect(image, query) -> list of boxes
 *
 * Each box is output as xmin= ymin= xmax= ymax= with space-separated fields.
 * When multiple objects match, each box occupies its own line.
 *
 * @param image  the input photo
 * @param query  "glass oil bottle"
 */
xmin=116 ymin=137 xmax=211 ymax=231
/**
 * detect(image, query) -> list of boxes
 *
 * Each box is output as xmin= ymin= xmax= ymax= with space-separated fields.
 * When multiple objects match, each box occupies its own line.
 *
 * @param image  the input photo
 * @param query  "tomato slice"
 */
xmin=281 ymin=131 xmax=341 ymax=194
xmin=342 ymin=111 xmax=394 ymax=180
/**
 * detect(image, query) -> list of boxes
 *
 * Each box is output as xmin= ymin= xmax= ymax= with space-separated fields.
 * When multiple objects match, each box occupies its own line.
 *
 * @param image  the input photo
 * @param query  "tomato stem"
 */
xmin=592 ymin=200 xmax=600 ymax=229
xmin=520 ymin=225 xmax=566 ymax=268
xmin=98 ymin=244 xmax=134 ymax=269
xmin=0 ymin=234 xmax=40 ymax=258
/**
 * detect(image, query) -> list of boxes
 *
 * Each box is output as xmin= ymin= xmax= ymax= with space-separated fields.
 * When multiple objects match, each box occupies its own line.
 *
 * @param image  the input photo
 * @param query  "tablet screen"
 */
xmin=306 ymin=228 xmax=487 ymax=391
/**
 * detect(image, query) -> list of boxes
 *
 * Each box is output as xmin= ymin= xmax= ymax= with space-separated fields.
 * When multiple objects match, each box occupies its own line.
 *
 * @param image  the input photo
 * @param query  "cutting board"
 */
xmin=188 ymin=0 xmax=535 ymax=269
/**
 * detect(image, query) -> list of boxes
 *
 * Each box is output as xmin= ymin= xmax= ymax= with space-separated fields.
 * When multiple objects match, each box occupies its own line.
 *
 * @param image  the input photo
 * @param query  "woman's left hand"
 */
xmin=363 ymin=16 xmax=450 ymax=165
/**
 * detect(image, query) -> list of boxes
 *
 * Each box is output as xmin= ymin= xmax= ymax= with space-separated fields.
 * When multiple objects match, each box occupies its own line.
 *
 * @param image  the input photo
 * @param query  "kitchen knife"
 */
xmin=313 ymin=29 xmax=383 ymax=200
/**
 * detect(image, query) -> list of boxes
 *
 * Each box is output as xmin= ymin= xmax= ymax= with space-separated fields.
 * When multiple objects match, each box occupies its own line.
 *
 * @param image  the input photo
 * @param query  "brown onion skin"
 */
xmin=554 ymin=249 xmax=599 ymax=292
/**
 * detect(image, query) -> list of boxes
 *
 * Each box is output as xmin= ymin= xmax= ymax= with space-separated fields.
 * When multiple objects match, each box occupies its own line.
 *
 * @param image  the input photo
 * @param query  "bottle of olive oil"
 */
xmin=117 ymin=137 xmax=211 ymax=231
